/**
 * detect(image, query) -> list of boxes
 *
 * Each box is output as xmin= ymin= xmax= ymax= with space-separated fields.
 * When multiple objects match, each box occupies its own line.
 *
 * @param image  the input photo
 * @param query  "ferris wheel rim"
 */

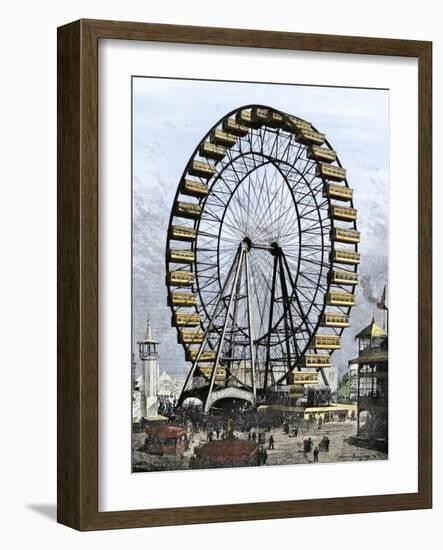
xmin=164 ymin=104 xmax=359 ymax=402
xmin=192 ymin=139 xmax=334 ymax=349
xmin=198 ymin=152 xmax=329 ymax=342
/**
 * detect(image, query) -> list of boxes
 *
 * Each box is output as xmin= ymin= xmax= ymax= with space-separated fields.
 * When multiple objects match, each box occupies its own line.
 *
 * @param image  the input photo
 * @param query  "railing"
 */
xmin=236 ymin=109 xmax=262 ymax=128
xmin=288 ymin=372 xmax=319 ymax=385
xmin=321 ymin=313 xmax=350 ymax=326
xmin=314 ymin=335 xmax=341 ymax=348
xmin=199 ymin=142 xmax=226 ymax=160
xmin=222 ymin=118 xmax=249 ymax=136
xmin=333 ymin=228 xmax=360 ymax=242
xmin=169 ymin=225 xmax=196 ymax=241
xmin=187 ymin=349 xmax=216 ymax=362
xmin=181 ymin=180 xmax=208 ymax=196
xmin=326 ymin=291 xmax=356 ymax=305
xmin=199 ymin=365 xmax=226 ymax=378
xmin=331 ymin=205 xmax=357 ymax=219
xmin=308 ymin=146 xmax=337 ymax=162
xmin=324 ymin=183 xmax=353 ymax=200
xmin=333 ymin=248 xmax=360 ymax=264
xmin=211 ymin=129 xmax=237 ymax=147
xmin=287 ymin=116 xmax=312 ymax=132
xmin=317 ymin=163 xmax=346 ymax=180
xmin=174 ymin=201 xmax=202 ymax=218
xmin=189 ymin=160 xmax=215 ymax=178
xmin=331 ymin=269 xmax=358 ymax=284
xmin=168 ymin=271 xmax=195 ymax=285
xmin=179 ymin=330 xmax=205 ymax=344
xmin=266 ymin=111 xmax=285 ymax=127
xmin=170 ymin=293 xmax=197 ymax=306
xmin=174 ymin=313 xmax=201 ymax=326
xmin=169 ymin=249 xmax=195 ymax=263
xmin=298 ymin=127 xmax=325 ymax=144
xmin=304 ymin=354 xmax=331 ymax=367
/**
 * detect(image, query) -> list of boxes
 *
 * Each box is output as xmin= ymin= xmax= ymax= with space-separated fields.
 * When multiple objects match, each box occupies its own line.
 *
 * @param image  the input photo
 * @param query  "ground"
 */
xmin=132 ymin=417 xmax=387 ymax=472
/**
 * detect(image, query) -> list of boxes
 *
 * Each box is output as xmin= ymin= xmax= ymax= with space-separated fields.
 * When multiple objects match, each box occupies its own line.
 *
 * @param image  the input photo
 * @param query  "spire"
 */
xmin=139 ymin=317 xmax=158 ymax=344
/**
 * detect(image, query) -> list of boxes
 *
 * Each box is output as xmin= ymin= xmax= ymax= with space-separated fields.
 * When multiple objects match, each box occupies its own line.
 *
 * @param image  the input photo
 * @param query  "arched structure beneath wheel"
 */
xmin=206 ymin=387 xmax=256 ymax=411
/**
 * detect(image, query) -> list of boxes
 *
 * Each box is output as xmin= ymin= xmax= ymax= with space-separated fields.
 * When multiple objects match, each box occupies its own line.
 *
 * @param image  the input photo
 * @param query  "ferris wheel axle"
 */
xmin=241 ymin=237 xmax=283 ymax=254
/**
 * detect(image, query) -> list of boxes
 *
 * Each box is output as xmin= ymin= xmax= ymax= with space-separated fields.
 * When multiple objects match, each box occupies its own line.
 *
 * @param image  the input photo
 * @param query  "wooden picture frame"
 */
xmin=57 ymin=19 xmax=432 ymax=530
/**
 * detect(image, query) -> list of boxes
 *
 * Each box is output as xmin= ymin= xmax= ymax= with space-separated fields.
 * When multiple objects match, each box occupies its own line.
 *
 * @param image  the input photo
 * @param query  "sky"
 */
xmin=132 ymin=77 xmax=389 ymax=378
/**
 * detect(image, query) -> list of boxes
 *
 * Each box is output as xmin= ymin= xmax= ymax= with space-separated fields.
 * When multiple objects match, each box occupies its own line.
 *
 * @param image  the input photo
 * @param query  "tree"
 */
xmin=337 ymin=373 xmax=351 ymax=401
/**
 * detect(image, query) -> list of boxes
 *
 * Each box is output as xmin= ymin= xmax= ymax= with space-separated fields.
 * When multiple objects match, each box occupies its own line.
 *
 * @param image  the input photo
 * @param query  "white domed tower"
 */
xmin=138 ymin=319 xmax=160 ymax=418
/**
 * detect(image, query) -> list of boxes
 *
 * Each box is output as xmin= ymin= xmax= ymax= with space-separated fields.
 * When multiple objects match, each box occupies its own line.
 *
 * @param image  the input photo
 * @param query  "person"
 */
xmin=330 ymin=413 xmax=334 ymax=422
xmin=262 ymin=447 xmax=268 ymax=464
xmin=307 ymin=437 xmax=313 ymax=453
xmin=351 ymin=410 xmax=355 ymax=421
xmin=268 ymin=435 xmax=275 ymax=450
xmin=208 ymin=431 xmax=213 ymax=442
xmin=252 ymin=431 xmax=257 ymax=443
xmin=226 ymin=418 xmax=233 ymax=438
xmin=318 ymin=416 xmax=323 ymax=429
xmin=293 ymin=426 xmax=298 ymax=438
xmin=216 ymin=427 xmax=220 ymax=439
xmin=320 ymin=435 xmax=328 ymax=452
xmin=313 ymin=446 xmax=319 ymax=463
xmin=256 ymin=448 xmax=263 ymax=466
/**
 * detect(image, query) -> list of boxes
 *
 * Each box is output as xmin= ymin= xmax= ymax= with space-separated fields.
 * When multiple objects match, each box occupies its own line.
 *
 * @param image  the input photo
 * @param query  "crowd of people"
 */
xmin=157 ymin=394 xmax=176 ymax=416
xmin=282 ymin=419 xmax=332 ymax=463
xmin=206 ymin=421 xmax=234 ymax=442
xmin=154 ymin=400 xmax=342 ymax=466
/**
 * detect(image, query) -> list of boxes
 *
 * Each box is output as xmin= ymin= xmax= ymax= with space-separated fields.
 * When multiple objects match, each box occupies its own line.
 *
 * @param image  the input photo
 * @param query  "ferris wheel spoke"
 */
xmin=252 ymin=168 xmax=287 ymax=241
xmin=230 ymin=185 xmax=257 ymax=235
xmin=250 ymin=256 xmax=271 ymax=305
xmin=245 ymin=160 xmax=274 ymax=230
xmin=295 ymin=279 xmax=326 ymax=310
xmin=249 ymin=253 xmax=273 ymax=337
xmin=298 ymin=197 xmax=329 ymax=219
xmin=257 ymin=200 xmax=298 ymax=243
xmin=266 ymin=164 xmax=289 ymax=241
xmin=280 ymin=256 xmax=313 ymax=338
xmin=250 ymin=273 xmax=266 ymax=337
xmin=276 ymin=131 xmax=292 ymax=162
xmin=299 ymin=255 xmax=331 ymax=271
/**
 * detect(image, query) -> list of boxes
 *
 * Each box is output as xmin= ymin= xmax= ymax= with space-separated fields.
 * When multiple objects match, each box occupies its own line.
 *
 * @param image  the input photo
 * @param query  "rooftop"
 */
xmin=146 ymin=424 xmax=186 ymax=439
xmin=355 ymin=318 xmax=388 ymax=340
xmin=195 ymin=439 xmax=257 ymax=460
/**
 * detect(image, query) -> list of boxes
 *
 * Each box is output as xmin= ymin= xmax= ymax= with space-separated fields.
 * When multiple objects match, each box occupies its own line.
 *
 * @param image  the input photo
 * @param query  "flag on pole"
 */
xmin=377 ymin=285 xmax=387 ymax=310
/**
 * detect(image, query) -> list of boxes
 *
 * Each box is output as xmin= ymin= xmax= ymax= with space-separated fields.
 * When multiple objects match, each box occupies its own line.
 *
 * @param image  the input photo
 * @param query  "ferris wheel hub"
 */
xmin=242 ymin=237 xmax=282 ymax=253
xmin=242 ymin=237 xmax=252 ymax=251
xmin=270 ymin=242 xmax=283 ymax=257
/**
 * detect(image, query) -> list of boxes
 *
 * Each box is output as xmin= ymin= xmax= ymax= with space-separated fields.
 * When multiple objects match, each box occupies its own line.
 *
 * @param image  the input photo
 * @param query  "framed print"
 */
xmin=57 ymin=19 xmax=432 ymax=530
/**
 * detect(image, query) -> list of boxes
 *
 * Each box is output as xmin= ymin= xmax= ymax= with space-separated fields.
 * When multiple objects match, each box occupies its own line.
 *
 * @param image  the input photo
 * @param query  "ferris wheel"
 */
xmin=165 ymin=105 xmax=359 ymax=413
